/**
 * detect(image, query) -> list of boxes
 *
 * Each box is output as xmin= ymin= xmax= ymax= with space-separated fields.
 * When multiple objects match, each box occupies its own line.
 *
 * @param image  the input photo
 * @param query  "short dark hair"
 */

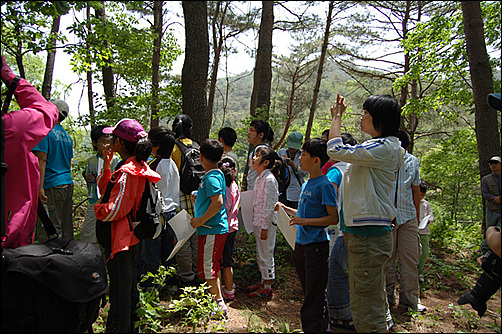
xmin=322 ymin=129 xmax=330 ymax=139
xmin=341 ymin=133 xmax=357 ymax=146
xmin=395 ymin=130 xmax=411 ymax=150
xmin=200 ymin=138 xmax=224 ymax=164
xmin=113 ymin=134 xmax=152 ymax=163
xmin=250 ymin=119 xmax=273 ymax=143
xmin=363 ymin=95 xmax=401 ymax=137
xmin=218 ymin=127 xmax=237 ymax=147
xmin=148 ymin=126 xmax=176 ymax=158
xmin=90 ymin=125 xmax=109 ymax=151
xmin=302 ymin=138 xmax=329 ymax=167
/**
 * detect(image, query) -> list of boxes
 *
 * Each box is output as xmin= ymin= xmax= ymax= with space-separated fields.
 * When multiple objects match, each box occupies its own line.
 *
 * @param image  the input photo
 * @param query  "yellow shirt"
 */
xmin=171 ymin=137 xmax=193 ymax=170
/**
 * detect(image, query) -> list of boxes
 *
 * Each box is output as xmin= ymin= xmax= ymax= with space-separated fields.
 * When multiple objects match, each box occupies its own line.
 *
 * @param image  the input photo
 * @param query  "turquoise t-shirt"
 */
xmin=32 ymin=123 xmax=73 ymax=189
xmin=194 ymin=169 xmax=228 ymax=236
xmin=326 ymin=165 xmax=342 ymax=187
xmin=295 ymin=174 xmax=337 ymax=245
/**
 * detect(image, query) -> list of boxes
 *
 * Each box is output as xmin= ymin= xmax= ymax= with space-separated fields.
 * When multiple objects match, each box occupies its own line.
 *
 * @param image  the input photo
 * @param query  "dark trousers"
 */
xmin=107 ymin=244 xmax=140 ymax=333
xmin=292 ymin=241 xmax=330 ymax=333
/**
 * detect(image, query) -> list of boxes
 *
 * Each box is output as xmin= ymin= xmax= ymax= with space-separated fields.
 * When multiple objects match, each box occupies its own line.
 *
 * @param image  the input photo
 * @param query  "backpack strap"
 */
xmin=37 ymin=198 xmax=58 ymax=240
xmin=286 ymin=150 xmax=303 ymax=185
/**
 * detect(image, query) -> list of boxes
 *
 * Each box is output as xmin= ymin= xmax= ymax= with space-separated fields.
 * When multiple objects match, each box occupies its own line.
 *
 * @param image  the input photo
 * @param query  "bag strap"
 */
xmin=37 ymin=198 xmax=59 ymax=240
xmin=286 ymin=150 xmax=302 ymax=185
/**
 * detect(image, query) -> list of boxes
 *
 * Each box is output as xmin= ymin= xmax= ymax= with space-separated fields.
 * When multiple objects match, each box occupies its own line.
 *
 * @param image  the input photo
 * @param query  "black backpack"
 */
xmin=175 ymin=139 xmax=205 ymax=194
xmin=275 ymin=156 xmax=291 ymax=196
xmin=128 ymin=178 xmax=166 ymax=240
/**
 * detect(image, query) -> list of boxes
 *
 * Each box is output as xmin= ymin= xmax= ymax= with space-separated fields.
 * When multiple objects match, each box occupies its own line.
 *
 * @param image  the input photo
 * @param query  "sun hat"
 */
xmin=488 ymin=156 xmax=501 ymax=164
xmin=103 ymin=118 xmax=147 ymax=143
xmin=50 ymin=98 xmax=69 ymax=120
xmin=286 ymin=132 xmax=303 ymax=150
xmin=487 ymin=93 xmax=501 ymax=111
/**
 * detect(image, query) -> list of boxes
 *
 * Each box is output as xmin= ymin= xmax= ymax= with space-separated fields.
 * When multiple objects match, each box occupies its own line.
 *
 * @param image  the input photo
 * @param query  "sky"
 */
xmin=53 ymin=1 xmax=303 ymax=121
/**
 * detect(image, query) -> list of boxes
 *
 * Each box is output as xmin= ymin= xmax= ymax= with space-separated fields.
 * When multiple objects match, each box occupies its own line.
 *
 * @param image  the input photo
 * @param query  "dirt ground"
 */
xmin=201 ymin=236 xmax=501 ymax=333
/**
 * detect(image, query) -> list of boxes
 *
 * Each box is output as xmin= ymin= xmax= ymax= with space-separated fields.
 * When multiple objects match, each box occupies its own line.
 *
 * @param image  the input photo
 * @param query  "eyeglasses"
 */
xmin=248 ymin=128 xmax=257 ymax=132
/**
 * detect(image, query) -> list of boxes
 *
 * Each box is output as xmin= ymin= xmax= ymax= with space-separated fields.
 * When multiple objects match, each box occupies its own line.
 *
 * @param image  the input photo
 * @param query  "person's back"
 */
xmin=1 ymin=55 xmax=59 ymax=248
xmin=277 ymin=132 xmax=307 ymax=209
xmin=33 ymin=99 xmax=74 ymax=241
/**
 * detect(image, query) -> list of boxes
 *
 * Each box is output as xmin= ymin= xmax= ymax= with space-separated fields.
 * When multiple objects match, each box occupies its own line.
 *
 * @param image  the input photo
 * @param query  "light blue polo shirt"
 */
xmin=32 ymin=123 xmax=73 ymax=189
xmin=194 ymin=169 xmax=228 ymax=235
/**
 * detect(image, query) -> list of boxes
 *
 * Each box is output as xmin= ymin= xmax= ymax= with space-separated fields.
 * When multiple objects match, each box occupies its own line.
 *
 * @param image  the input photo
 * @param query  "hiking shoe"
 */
xmin=222 ymin=288 xmax=235 ymax=301
xmin=249 ymin=285 xmax=273 ymax=298
xmin=246 ymin=283 xmax=262 ymax=292
xmin=330 ymin=318 xmax=355 ymax=330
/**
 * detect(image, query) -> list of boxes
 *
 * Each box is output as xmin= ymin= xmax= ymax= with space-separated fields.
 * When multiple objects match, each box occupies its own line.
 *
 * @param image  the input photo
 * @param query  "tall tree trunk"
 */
xmin=207 ymin=1 xmax=229 ymax=128
xmin=305 ymin=0 xmax=333 ymax=141
xmin=86 ymin=5 xmax=95 ymax=126
xmin=249 ymin=0 xmax=273 ymax=119
xmin=461 ymin=1 xmax=500 ymax=234
xmin=42 ymin=15 xmax=61 ymax=100
xmin=151 ymin=0 xmax=163 ymax=128
xmin=242 ymin=0 xmax=274 ymax=191
xmin=95 ymin=4 xmax=116 ymax=111
xmin=182 ymin=1 xmax=210 ymax=143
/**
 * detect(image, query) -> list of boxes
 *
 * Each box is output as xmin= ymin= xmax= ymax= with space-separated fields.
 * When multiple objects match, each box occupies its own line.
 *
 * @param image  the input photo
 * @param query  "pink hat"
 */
xmin=103 ymin=118 xmax=147 ymax=142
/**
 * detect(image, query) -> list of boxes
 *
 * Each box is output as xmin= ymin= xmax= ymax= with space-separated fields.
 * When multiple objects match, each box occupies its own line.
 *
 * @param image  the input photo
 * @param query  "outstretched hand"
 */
xmin=330 ymin=93 xmax=347 ymax=119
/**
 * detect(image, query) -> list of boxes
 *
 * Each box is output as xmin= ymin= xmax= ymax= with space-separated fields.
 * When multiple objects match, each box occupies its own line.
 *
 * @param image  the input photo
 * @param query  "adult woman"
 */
xmin=327 ymin=94 xmax=403 ymax=333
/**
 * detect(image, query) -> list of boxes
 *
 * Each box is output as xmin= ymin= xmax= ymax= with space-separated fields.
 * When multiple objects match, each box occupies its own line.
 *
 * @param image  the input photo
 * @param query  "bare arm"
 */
xmin=35 ymin=151 xmax=48 ymax=204
xmin=290 ymin=205 xmax=339 ymax=227
xmin=329 ymin=94 xmax=347 ymax=140
xmin=190 ymin=194 xmax=223 ymax=228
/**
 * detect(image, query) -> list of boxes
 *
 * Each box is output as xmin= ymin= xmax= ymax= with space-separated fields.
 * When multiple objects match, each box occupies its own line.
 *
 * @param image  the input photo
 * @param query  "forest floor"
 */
xmin=89 ymin=224 xmax=501 ymax=333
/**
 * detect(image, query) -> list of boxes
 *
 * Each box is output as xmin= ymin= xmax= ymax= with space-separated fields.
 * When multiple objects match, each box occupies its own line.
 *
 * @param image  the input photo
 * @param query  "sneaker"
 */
xmin=398 ymin=302 xmax=427 ymax=312
xmin=419 ymin=274 xmax=425 ymax=283
xmin=246 ymin=283 xmax=262 ymax=292
xmin=387 ymin=318 xmax=394 ymax=331
xmin=222 ymin=288 xmax=235 ymax=301
xmin=249 ymin=285 xmax=273 ymax=298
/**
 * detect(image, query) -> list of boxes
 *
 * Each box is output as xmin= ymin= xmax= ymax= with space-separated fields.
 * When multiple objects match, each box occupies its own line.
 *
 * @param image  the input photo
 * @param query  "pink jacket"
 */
xmin=2 ymin=72 xmax=59 ymax=248
xmin=95 ymin=157 xmax=161 ymax=260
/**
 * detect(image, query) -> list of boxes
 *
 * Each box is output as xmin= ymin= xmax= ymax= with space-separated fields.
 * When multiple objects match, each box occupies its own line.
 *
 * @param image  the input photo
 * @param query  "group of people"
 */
xmin=2 ymin=52 xmax=501 ymax=334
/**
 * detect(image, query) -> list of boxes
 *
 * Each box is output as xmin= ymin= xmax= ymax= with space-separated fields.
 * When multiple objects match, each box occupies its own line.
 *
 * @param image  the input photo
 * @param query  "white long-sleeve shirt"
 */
xmin=252 ymin=169 xmax=278 ymax=229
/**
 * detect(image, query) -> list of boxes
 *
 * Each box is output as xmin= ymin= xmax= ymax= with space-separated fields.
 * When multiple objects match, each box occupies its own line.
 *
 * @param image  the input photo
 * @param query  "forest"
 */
xmin=1 ymin=1 xmax=501 ymax=333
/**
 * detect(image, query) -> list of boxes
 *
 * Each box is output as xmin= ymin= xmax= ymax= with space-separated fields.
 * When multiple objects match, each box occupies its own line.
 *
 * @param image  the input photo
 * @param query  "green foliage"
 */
xmin=396 ymin=1 xmax=501 ymax=118
xmin=136 ymin=266 xmax=177 ymax=332
xmin=420 ymin=128 xmax=482 ymax=223
xmin=167 ymin=283 xmax=222 ymax=330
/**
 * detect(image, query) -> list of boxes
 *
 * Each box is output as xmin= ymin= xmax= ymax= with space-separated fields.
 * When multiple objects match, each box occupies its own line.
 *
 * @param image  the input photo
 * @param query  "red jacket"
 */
xmin=95 ymin=156 xmax=161 ymax=260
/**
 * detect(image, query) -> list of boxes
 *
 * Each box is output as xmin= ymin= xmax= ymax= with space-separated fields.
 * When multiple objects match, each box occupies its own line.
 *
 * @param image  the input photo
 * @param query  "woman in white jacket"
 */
xmin=327 ymin=94 xmax=404 ymax=333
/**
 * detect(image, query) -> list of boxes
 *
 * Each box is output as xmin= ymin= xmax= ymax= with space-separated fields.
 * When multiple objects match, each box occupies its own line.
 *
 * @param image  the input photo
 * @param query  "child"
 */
xmin=94 ymin=118 xmax=161 ymax=332
xmin=190 ymin=139 xmax=229 ymax=315
xmin=246 ymin=119 xmax=272 ymax=191
xmin=276 ymin=138 xmax=338 ymax=333
xmin=219 ymin=157 xmax=241 ymax=301
xmin=247 ymin=146 xmax=280 ymax=298
xmin=418 ymin=181 xmax=434 ymax=283
xmin=137 ymin=127 xmax=180 ymax=291
xmin=80 ymin=125 xmax=119 ymax=243
xmin=218 ymin=127 xmax=239 ymax=175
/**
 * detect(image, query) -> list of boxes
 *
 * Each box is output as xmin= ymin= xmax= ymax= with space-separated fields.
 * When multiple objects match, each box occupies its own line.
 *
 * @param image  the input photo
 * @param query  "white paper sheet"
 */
xmin=239 ymin=190 xmax=255 ymax=234
xmin=419 ymin=214 xmax=432 ymax=230
xmin=277 ymin=205 xmax=297 ymax=250
xmin=166 ymin=210 xmax=197 ymax=261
